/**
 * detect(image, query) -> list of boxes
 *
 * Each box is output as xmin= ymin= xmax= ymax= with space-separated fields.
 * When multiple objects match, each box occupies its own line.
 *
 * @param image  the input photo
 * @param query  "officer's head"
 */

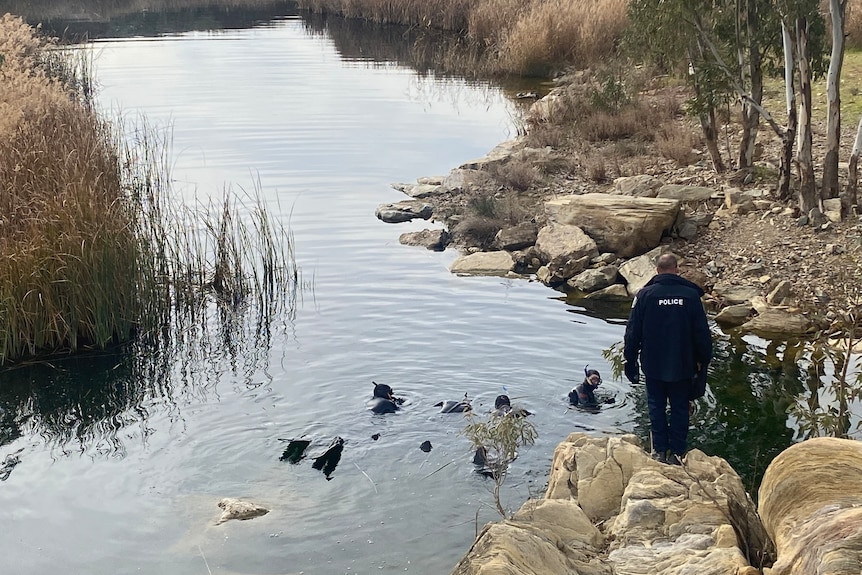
xmin=656 ymin=252 xmax=679 ymax=274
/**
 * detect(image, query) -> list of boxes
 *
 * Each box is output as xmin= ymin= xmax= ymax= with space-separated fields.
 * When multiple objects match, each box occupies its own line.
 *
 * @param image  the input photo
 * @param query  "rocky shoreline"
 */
xmin=378 ymin=130 xmax=860 ymax=340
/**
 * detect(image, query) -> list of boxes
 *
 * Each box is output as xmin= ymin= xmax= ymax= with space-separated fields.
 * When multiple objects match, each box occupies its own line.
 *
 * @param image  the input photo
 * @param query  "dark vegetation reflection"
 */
xmin=0 ymin=292 xmax=296 ymax=471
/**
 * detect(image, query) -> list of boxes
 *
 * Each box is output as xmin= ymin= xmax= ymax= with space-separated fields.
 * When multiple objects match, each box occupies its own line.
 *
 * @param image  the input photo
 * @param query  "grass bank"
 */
xmin=0 ymin=14 xmax=299 ymax=364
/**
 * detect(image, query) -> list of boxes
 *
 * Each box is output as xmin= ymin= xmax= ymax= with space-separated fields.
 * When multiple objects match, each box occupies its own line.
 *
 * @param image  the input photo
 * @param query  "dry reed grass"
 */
xmin=297 ymin=0 xmax=630 ymax=75
xmin=0 ymin=15 xmax=298 ymax=364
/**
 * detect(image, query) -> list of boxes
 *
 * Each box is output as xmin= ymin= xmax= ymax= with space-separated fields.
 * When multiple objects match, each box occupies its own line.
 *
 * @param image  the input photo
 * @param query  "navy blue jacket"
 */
xmin=624 ymin=273 xmax=712 ymax=383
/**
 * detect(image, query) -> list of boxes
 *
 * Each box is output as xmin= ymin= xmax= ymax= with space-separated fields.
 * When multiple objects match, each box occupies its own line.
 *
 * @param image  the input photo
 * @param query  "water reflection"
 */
xmin=13 ymin=0 xmax=301 ymax=41
xmin=0 ymin=294 xmax=294 ymax=462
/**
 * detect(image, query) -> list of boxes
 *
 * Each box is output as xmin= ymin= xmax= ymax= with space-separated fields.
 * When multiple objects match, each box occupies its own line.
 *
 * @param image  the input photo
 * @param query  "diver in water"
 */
xmin=568 ymin=366 xmax=614 ymax=408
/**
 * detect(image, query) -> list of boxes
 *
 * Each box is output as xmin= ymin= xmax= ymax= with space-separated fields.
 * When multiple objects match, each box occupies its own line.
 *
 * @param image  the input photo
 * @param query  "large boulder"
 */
xmin=613 ymin=174 xmax=664 ymax=197
xmin=567 ymin=265 xmax=619 ymax=293
xmin=534 ymin=223 xmax=598 ymax=284
xmin=759 ymin=438 xmax=862 ymax=575
xmin=454 ymin=434 xmax=766 ymax=575
xmin=544 ymin=193 xmax=680 ymax=258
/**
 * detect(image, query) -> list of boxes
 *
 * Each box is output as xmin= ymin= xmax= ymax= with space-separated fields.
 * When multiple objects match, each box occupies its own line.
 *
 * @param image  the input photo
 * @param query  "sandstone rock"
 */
xmin=535 ymin=223 xmax=598 ymax=283
xmin=399 ymin=229 xmax=450 ymax=251
xmin=759 ymin=438 xmax=862 ymax=575
xmin=765 ymin=280 xmax=792 ymax=306
xmin=416 ymin=176 xmax=444 ymax=185
xmin=618 ymin=246 xmax=666 ymax=296
xmin=567 ymin=265 xmax=619 ymax=293
xmin=714 ymin=303 xmax=754 ymax=327
xmin=584 ymin=284 xmax=631 ymax=302
xmin=613 ymin=174 xmax=664 ymax=197
xmin=216 ymin=498 xmax=269 ymax=525
xmin=544 ymin=193 xmax=680 ymax=258
xmin=391 ymin=181 xmax=443 ymax=198
xmin=657 ymin=184 xmax=715 ymax=202
xmin=494 ymin=222 xmax=537 ymax=251
xmin=740 ymin=308 xmax=814 ymax=337
xmin=712 ymin=284 xmax=761 ymax=305
xmin=441 ymin=168 xmax=496 ymax=194
xmin=459 ymin=139 xmax=526 ymax=171
xmin=375 ymin=200 xmax=433 ymax=223
xmin=449 ymin=251 xmax=515 ymax=276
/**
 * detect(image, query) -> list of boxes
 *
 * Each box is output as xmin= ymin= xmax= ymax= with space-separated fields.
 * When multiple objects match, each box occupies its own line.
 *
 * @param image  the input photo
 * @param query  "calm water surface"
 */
xmin=0 ymin=6 xmax=801 ymax=575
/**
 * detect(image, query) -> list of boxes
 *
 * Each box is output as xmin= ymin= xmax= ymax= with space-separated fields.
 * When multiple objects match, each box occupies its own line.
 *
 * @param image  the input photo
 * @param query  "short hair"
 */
xmin=656 ymin=252 xmax=679 ymax=273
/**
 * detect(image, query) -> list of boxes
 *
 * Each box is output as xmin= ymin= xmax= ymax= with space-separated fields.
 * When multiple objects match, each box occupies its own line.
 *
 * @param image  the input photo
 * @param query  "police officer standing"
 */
xmin=623 ymin=252 xmax=712 ymax=465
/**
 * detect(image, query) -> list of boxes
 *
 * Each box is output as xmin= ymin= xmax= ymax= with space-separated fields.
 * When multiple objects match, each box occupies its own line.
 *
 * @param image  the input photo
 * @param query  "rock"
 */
xmin=545 ymin=193 xmax=680 ymax=258
xmin=399 ymin=229 xmax=450 ymax=251
xmin=449 ymin=251 xmax=515 ymax=276
xmin=823 ymin=197 xmax=842 ymax=223
xmin=613 ymin=174 xmax=664 ymax=197
xmin=458 ymin=139 xmax=527 ymax=171
xmin=591 ymin=252 xmax=617 ymax=265
xmin=567 ymin=265 xmax=619 ymax=293
xmin=675 ymin=216 xmax=699 ymax=240
xmin=712 ymin=284 xmax=761 ymax=305
xmin=216 ymin=498 xmax=269 ymax=525
xmin=765 ymin=280 xmax=792 ymax=306
xmin=740 ymin=308 xmax=814 ymax=337
xmin=584 ymin=284 xmax=631 ymax=302
xmin=618 ymin=246 xmax=665 ymax=297
xmin=375 ymin=200 xmax=433 ymax=223
xmin=441 ymin=168 xmax=496 ymax=194
xmin=714 ymin=303 xmax=754 ymax=327
xmin=391 ymin=182 xmax=443 ymax=198
xmin=759 ymin=438 xmax=862 ymax=575
xmin=657 ymin=184 xmax=716 ymax=202
xmin=494 ymin=222 xmax=538 ymax=251
xmin=534 ymin=223 xmax=598 ymax=283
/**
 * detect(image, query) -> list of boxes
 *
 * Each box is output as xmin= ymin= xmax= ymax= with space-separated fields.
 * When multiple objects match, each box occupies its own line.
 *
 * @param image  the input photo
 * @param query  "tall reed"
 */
xmin=0 ymin=14 xmax=300 ymax=364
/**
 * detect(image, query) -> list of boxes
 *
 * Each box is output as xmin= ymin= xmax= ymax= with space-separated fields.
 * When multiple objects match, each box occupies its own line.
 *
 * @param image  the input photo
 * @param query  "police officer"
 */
xmin=623 ymin=252 xmax=712 ymax=465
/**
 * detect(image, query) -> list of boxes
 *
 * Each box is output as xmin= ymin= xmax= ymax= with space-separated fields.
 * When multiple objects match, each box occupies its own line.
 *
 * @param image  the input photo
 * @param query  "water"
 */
xmin=0 ymin=4 xmax=809 ymax=575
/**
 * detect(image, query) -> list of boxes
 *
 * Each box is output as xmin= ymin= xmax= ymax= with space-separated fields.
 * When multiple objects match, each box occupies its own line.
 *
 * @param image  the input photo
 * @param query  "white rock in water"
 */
xmin=215 ymin=498 xmax=269 ymax=525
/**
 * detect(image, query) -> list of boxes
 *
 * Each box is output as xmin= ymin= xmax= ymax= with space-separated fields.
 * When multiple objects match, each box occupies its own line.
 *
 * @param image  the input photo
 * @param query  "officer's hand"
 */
xmin=624 ymin=361 xmax=639 ymax=384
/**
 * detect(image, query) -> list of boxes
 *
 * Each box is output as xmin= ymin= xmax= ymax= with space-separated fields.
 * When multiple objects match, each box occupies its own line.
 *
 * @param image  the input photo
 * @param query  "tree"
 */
xmin=462 ymin=412 xmax=537 ymax=518
xmin=822 ymin=0 xmax=848 ymax=203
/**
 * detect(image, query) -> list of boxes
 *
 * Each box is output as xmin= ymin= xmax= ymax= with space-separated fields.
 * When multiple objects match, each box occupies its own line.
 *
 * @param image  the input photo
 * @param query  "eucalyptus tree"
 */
xmin=822 ymin=0 xmax=848 ymax=203
xmin=626 ymin=0 xmax=732 ymax=172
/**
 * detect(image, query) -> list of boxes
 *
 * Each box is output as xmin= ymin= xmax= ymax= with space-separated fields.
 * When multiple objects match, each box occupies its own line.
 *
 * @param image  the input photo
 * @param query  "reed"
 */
xmin=297 ymin=0 xmax=631 ymax=75
xmin=0 ymin=15 xmax=299 ymax=364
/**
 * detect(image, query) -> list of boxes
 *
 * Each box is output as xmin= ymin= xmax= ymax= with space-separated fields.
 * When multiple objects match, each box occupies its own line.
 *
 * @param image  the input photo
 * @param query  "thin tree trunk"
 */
xmin=796 ymin=17 xmax=817 ymax=214
xmin=738 ymin=0 xmax=763 ymax=169
xmin=690 ymin=40 xmax=726 ymax=173
xmin=822 ymin=0 xmax=847 ymax=201
xmin=778 ymin=21 xmax=796 ymax=200
xmin=844 ymin=115 xmax=862 ymax=212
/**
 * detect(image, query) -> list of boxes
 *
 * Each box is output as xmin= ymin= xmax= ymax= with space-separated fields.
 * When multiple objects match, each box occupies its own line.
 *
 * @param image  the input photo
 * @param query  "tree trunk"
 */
xmin=738 ymin=0 xmax=763 ymax=169
xmin=844 ymin=115 xmax=862 ymax=212
xmin=822 ymin=0 xmax=847 ymax=201
xmin=796 ymin=17 xmax=817 ymax=214
xmin=778 ymin=21 xmax=796 ymax=200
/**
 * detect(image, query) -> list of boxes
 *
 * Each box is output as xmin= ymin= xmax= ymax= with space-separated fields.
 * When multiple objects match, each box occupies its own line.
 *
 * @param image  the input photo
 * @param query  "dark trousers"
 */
xmin=645 ymin=377 xmax=690 ymax=456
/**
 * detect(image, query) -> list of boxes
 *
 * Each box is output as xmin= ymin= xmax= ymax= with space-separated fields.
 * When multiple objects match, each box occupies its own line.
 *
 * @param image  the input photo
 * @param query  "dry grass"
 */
xmin=498 ymin=0 xmax=629 ymax=76
xmin=297 ymin=0 xmax=630 ymax=75
xmin=656 ymin=121 xmax=701 ymax=166
xmin=0 ymin=15 xmax=299 ymax=364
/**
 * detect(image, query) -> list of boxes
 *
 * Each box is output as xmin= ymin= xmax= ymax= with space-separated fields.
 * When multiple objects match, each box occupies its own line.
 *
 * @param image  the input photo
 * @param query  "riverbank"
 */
xmin=390 ymin=72 xmax=862 ymax=337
